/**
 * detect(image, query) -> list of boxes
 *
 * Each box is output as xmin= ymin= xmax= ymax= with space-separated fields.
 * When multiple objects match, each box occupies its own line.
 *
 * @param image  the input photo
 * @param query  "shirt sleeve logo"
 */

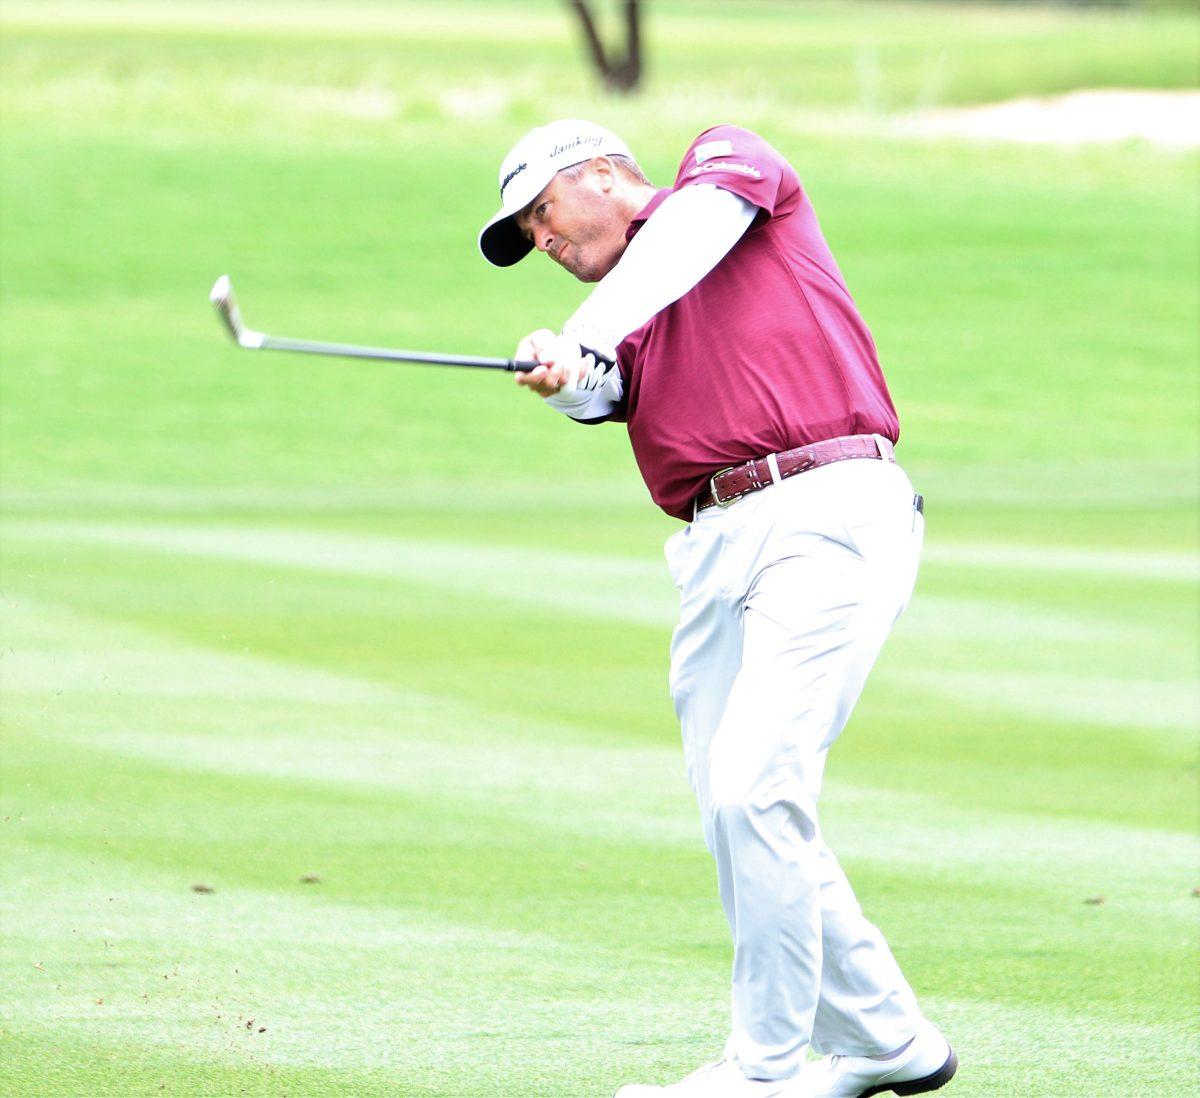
xmin=694 ymin=139 xmax=733 ymax=164
xmin=685 ymin=160 xmax=763 ymax=180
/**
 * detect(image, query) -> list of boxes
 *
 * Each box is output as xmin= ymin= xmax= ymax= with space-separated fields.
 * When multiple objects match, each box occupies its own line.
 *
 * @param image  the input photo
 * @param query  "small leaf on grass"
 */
xmin=299 ymin=874 xmax=321 ymax=884
xmin=191 ymin=883 xmax=215 ymax=894
xmin=1084 ymin=896 xmax=1106 ymax=905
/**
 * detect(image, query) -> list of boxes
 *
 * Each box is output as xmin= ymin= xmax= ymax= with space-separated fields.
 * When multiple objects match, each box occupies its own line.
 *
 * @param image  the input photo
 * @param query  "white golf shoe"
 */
xmin=614 ymin=1058 xmax=807 ymax=1097
xmin=800 ymin=1021 xmax=957 ymax=1098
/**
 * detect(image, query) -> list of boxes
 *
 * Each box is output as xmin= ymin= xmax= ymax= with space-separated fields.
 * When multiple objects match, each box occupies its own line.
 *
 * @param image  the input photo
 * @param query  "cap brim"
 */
xmin=478 ymin=210 xmax=534 ymax=268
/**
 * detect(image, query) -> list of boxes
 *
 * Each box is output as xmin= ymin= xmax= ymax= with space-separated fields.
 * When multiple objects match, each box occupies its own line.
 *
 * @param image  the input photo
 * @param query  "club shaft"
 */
xmin=260 ymin=334 xmax=537 ymax=372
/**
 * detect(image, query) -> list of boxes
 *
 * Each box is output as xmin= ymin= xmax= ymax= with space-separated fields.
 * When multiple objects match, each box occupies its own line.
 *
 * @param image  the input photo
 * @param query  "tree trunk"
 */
xmin=567 ymin=1 xmax=643 ymax=94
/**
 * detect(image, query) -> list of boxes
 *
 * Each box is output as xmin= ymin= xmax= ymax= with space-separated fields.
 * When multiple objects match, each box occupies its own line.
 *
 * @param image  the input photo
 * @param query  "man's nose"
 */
xmin=534 ymin=226 xmax=554 ymax=253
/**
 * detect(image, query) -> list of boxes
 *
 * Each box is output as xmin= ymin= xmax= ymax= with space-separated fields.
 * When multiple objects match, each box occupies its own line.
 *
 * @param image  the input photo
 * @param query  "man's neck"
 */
xmin=615 ymin=182 xmax=660 ymax=223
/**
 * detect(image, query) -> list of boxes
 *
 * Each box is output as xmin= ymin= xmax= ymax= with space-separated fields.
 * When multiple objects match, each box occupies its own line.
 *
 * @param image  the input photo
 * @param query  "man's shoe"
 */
xmin=801 ymin=1021 xmax=957 ymax=1098
xmin=615 ymin=1058 xmax=805 ymax=1097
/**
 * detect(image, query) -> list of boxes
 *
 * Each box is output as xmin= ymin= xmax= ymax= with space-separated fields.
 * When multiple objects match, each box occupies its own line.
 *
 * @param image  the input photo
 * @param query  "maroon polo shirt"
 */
xmin=607 ymin=125 xmax=899 ymax=521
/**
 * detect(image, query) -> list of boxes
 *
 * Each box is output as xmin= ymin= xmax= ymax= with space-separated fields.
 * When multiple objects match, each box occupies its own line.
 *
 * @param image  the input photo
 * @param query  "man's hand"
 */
xmin=514 ymin=328 xmax=624 ymax=420
xmin=514 ymin=329 xmax=591 ymax=396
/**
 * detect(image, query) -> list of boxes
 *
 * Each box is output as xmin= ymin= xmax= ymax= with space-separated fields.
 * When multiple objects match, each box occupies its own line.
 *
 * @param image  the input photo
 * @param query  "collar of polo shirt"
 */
xmin=477 ymin=119 xmax=634 ymax=268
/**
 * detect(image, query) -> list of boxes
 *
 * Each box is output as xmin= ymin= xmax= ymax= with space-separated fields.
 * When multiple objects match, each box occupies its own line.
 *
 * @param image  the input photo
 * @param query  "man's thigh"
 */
xmin=708 ymin=494 xmax=921 ymax=810
xmin=665 ymin=521 xmax=744 ymax=844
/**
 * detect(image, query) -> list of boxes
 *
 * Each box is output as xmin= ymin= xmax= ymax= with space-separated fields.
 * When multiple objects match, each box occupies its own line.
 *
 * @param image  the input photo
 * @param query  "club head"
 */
xmin=210 ymin=275 xmax=265 ymax=349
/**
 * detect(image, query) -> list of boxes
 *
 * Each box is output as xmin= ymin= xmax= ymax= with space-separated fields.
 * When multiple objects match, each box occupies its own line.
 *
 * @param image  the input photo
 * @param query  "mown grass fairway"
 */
xmin=1 ymin=2 xmax=1197 ymax=1095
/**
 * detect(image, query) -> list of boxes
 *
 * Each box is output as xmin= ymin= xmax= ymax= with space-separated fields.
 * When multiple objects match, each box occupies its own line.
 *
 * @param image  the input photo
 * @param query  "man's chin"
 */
xmin=568 ymin=257 xmax=615 ymax=284
xmin=567 ymin=263 xmax=599 ymax=284
xmin=557 ymin=242 xmax=620 ymax=282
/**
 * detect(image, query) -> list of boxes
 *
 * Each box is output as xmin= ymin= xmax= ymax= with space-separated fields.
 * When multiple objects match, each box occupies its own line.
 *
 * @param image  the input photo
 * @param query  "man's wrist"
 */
xmin=544 ymin=386 xmax=593 ymax=410
xmin=561 ymin=321 xmax=617 ymax=366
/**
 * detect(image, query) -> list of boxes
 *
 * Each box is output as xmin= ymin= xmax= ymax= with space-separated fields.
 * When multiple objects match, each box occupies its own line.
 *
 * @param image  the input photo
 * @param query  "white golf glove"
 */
xmin=514 ymin=329 xmax=623 ymax=418
xmin=515 ymin=330 xmax=612 ymax=391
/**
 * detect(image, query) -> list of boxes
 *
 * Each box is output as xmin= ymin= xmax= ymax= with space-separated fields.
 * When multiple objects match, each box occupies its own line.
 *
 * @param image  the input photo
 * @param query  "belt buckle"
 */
xmin=709 ymin=466 xmax=739 ymax=508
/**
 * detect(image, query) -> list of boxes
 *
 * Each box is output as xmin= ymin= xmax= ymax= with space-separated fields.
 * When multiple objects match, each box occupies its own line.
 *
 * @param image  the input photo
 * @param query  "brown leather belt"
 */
xmin=695 ymin=433 xmax=896 ymax=512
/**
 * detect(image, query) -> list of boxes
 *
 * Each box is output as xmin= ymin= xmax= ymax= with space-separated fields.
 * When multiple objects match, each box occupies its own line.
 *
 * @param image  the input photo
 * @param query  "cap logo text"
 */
xmin=501 ymin=162 xmax=528 ymax=194
xmin=550 ymin=135 xmax=603 ymax=158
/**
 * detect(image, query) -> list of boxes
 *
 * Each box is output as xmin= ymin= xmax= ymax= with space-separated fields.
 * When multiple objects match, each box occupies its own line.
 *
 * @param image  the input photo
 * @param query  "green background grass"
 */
xmin=1 ymin=2 xmax=1197 ymax=1095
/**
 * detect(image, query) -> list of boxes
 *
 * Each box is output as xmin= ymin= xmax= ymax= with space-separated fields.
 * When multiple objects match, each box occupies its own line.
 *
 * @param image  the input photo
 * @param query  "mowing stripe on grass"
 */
xmin=889 ymin=667 xmax=1198 ymax=735
xmin=8 ymin=519 xmax=1197 ymax=584
xmin=20 ymin=714 xmax=1195 ymax=897
xmin=5 ymin=522 xmax=1195 ymax=738
xmin=5 ymin=594 xmax=1192 ymax=888
xmin=925 ymin=541 xmax=1198 ymax=580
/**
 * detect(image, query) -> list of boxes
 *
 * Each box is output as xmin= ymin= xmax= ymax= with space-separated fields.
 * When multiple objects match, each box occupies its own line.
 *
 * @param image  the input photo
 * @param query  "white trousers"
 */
xmin=664 ymin=456 xmax=926 ymax=1081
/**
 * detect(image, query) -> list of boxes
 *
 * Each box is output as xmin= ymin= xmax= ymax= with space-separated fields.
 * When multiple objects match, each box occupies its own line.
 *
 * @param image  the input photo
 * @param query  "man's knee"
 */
xmin=707 ymin=766 xmax=819 ymax=845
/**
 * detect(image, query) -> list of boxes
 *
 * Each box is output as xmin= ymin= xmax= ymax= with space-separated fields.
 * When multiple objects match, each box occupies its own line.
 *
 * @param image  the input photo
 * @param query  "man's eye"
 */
xmin=536 ymin=203 xmax=547 ymax=219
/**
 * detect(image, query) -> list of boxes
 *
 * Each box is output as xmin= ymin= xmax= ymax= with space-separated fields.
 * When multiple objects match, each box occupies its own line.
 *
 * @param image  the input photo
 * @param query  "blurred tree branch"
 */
xmin=567 ymin=1 xmax=643 ymax=93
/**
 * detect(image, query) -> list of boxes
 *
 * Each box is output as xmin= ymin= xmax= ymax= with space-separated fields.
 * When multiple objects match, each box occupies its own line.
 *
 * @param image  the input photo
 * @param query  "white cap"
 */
xmin=478 ymin=118 xmax=634 ymax=268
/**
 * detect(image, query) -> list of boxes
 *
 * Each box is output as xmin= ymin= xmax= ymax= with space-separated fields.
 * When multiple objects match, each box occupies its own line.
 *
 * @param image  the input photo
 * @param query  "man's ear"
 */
xmin=591 ymin=155 xmax=616 ymax=193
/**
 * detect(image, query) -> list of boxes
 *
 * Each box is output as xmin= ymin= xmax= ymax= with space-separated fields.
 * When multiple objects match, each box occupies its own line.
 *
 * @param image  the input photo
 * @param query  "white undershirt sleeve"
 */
xmin=547 ymin=182 xmax=758 ymax=422
xmin=545 ymin=184 xmax=758 ymax=422
xmin=563 ymin=183 xmax=759 ymax=354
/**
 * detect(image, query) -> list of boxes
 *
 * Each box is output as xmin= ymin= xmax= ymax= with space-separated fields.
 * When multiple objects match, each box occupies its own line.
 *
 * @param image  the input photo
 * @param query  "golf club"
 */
xmin=209 ymin=275 xmax=539 ymax=372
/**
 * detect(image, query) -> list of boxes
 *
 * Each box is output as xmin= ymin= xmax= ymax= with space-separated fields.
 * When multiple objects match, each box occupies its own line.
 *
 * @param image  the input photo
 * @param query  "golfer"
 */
xmin=478 ymin=120 xmax=957 ymax=1098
